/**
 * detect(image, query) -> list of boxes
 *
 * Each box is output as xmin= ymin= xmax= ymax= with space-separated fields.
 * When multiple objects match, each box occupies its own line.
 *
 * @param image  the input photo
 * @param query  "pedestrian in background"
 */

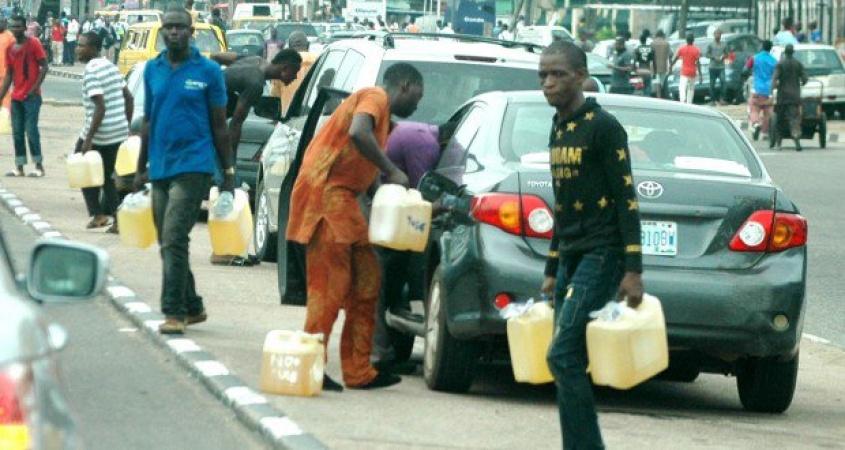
xmin=75 ymin=31 xmax=132 ymax=231
xmin=50 ymin=19 xmax=64 ymax=66
xmin=672 ymin=33 xmax=702 ymax=104
xmin=706 ymin=30 xmax=727 ymax=105
xmin=270 ymin=31 xmax=317 ymax=115
xmin=499 ymin=24 xmax=513 ymax=41
xmin=651 ymin=29 xmax=670 ymax=98
xmin=25 ymin=15 xmax=38 ymax=39
xmin=608 ymin=36 xmax=634 ymax=94
xmin=134 ymin=8 xmax=234 ymax=335
xmin=746 ymin=40 xmax=777 ymax=142
xmin=774 ymin=17 xmax=799 ymax=46
xmin=100 ymin=18 xmax=117 ymax=63
xmin=539 ymin=40 xmax=643 ymax=450
xmin=809 ymin=21 xmax=822 ymax=43
xmin=264 ymin=26 xmax=284 ymax=64
xmin=65 ymin=15 xmax=79 ymax=65
xmin=0 ymin=15 xmax=48 ymax=177
xmin=209 ymin=8 xmax=226 ymax=34
xmin=286 ymin=64 xmax=424 ymax=391
xmin=635 ymin=30 xmax=654 ymax=97
xmin=773 ymin=44 xmax=808 ymax=151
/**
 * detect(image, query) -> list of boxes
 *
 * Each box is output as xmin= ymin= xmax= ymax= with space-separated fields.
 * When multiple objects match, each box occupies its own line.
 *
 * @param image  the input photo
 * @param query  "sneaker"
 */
xmin=5 ymin=168 xmax=23 ymax=177
xmin=159 ymin=318 xmax=186 ymax=334
xmin=186 ymin=311 xmax=207 ymax=325
xmin=322 ymin=375 xmax=344 ymax=392
xmin=349 ymin=371 xmax=401 ymax=390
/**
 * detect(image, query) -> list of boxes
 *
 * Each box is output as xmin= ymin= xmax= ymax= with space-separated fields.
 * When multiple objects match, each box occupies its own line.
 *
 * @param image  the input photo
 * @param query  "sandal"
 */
xmin=5 ymin=169 xmax=23 ymax=177
xmin=86 ymin=216 xmax=111 ymax=229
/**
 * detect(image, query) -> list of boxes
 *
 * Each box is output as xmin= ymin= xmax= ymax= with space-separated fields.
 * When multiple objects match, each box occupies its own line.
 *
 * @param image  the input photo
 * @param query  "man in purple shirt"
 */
xmin=373 ymin=121 xmax=441 ymax=372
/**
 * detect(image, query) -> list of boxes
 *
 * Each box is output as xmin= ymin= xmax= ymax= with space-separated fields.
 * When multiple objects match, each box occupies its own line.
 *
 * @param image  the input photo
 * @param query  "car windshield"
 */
xmin=228 ymin=33 xmax=263 ymax=46
xmin=378 ymin=62 xmax=539 ymax=124
xmin=274 ymin=24 xmax=318 ymax=41
xmin=156 ymin=28 xmax=222 ymax=53
xmin=500 ymin=101 xmax=761 ymax=178
xmin=794 ymin=49 xmax=845 ymax=76
xmin=587 ymin=53 xmax=611 ymax=75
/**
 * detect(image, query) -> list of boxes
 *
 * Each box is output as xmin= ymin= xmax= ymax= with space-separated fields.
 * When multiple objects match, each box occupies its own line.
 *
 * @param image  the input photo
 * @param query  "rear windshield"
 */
xmin=500 ymin=102 xmax=761 ymax=178
xmin=156 ymin=29 xmax=222 ymax=53
xmin=794 ymin=49 xmax=845 ymax=76
xmin=377 ymin=61 xmax=539 ymax=124
xmin=228 ymin=33 xmax=263 ymax=47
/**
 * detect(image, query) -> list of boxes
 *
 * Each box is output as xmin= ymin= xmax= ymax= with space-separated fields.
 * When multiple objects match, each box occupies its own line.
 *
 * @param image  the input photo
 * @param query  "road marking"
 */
xmin=224 ymin=386 xmax=268 ymax=406
xmin=194 ymin=360 xmax=230 ymax=377
xmin=167 ymin=338 xmax=202 ymax=353
xmin=14 ymin=206 xmax=30 ymax=216
xmin=803 ymin=333 xmax=831 ymax=345
xmin=261 ymin=416 xmax=304 ymax=437
xmin=21 ymin=213 xmax=41 ymax=223
xmin=31 ymin=221 xmax=51 ymax=230
xmin=42 ymin=231 xmax=63 ymax=239
xmin=124 ymin=301 xmax=151 ymax=313
xmin=107 ymin=285 xmax=135 ymax=298
xmin=6 ymin=199 xmax=22 ymax=207
xmin=118 ymin=327 xmax=138 ymax=333
xmin=143 ymin=319 xmax=164 ymax=331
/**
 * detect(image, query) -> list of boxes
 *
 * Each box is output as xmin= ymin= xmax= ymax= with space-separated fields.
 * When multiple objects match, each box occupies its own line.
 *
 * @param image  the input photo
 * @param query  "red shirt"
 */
xmin=676 ymin=44 xmax=700 ymax=78
xmin=51 ymin=25 xmax=65 ymax=42
xmin=5 ymin=38 xmax=46 ymax=101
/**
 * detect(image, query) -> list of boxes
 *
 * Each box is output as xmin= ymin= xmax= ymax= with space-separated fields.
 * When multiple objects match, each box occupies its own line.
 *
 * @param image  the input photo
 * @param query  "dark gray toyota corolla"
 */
xmin=397 ymin=91 xmax=806 ymax=414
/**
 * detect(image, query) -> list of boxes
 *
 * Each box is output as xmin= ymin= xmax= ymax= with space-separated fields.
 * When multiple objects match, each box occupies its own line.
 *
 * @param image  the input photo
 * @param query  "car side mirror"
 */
xmin=254 ymin=96 xmax=282 ymax=122
xmin=27 ymin=240 xmax=109 ymax=303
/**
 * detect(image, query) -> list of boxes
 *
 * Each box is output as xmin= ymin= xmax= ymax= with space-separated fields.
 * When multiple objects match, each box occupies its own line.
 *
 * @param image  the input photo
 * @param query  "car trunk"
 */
xmin=516 ymin=167 xmax=777 ymax=270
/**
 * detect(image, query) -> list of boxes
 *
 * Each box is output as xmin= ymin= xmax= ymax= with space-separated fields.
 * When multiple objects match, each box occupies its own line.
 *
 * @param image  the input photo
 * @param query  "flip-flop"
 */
xmin=5 ymin=170 xmax=23 ymax=177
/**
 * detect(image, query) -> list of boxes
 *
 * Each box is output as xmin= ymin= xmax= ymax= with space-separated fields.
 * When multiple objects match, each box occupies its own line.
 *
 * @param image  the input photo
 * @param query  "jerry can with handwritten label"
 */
xmin=369 ymin=184 xmax=432 ymax=252
xmin=117 ymin=190 xmax=157 ymax=249
xmin=115 ymin=136 xmax=141 ymax=176
xmin=259 ymin=330 xmax=325 ymax=397
xmin=67 ymin=151 xmax=104 ymax=188
xmin=507 ymin=301 xmax=555 ymax=384
xmin=208 ymin=187 xmax=253 ymax=256
xmin=586 ymin=294 xmax=669 ymax=390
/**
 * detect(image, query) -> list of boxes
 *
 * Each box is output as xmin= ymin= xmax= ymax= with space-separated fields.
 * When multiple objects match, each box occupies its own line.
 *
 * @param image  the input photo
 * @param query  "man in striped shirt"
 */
xmin=75 ymin=30 xmax=133 ymax=231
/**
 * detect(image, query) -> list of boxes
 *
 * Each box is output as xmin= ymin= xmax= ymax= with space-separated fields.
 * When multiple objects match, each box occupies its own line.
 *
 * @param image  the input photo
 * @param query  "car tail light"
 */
xmin=470 ymin=193 xmax=554 ymax=239
xmin=726 ymin=51 xmax=737 ymax=64
xmin=0 ymin=363 xmax=33 ymax=449
xmin=629 ymin=76 xmax=644 ymax=90
xmin=729 ymin=210 xmax=807 ymax=252
xmin=493 ymin=292 xmax=513 ymax=310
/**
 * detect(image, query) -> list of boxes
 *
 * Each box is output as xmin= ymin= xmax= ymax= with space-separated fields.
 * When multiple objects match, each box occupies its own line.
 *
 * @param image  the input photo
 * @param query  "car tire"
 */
xmin=253 ymin=180 xmax=277 ymax=262
xmin=391 ymin=329 xmax=415 ymax=364
xmin=658 ymin=361 xmax=700 ymax=383
xmin=423 ymin=266 xmax=479 ymax=393
xmin=819 ymin=114 xmax=827 ymax=149
xmin=736 ymin=352 xmax=798 ymax=413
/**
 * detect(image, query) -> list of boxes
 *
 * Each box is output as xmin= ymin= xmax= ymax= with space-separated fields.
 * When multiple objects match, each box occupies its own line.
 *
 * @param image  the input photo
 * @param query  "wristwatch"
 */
xmin=224 ymin=167 xmax=235 ymax=175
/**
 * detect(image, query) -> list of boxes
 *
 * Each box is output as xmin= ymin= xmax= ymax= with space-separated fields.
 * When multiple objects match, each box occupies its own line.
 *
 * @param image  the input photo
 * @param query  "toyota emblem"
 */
xmin=637 ymin=181 xmax=664 ymax=199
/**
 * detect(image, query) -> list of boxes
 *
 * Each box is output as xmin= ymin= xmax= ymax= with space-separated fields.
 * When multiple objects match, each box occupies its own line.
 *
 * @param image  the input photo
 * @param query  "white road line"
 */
xmin=31 ymin=221 xmax=51 ymax=230
xmin=194 ymin=360 xmax=230 ymax=377
xmin=261 ymin=416 xmax=304 ymax=438
xmin=6 ymin=199 xmax=22 ymax=207
xmin=14 ymin=206 xmax=30 ymax=216
xmin=124 ymin=302 xmax=151 ymax=314
xmin=143 ymin=319 xmax=165 ymax=331
xmin=42 ymin=231 xmax=63 ymax=239
xmin=107 ymin=285 xmax=135 ymax=298
xmin=118 ymin=327 xmax=138 ymax=333
xmin=21 ymin=213 xmax=41 ymax=223
xmin=802 ymin=333 xmax=832 ymax=345
xmin=167 ymin=338 xmax=202 ymax=353
xmin=224 ymin=386 xmax=268 ymax=406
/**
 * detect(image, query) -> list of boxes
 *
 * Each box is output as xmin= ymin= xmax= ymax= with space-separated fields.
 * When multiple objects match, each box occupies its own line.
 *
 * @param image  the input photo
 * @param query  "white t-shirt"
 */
xmin=66 ymin=20 xmax=79 ymax=42
xmin=80 ymin=57 xmax=129 ymax=145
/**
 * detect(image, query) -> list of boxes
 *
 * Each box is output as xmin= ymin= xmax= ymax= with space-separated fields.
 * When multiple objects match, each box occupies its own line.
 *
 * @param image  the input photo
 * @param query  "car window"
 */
xmin=155 ymin=28 xmax=222 ymax=53
xmin=238 ymin=20 xmax=274 ymax=31
xmin=228 ymin=33 xmax=263 ymax=46
xmin=303 ymin=50 xmax=345 ymax=112
xmin=377 ymin=61 xmax=539 ymax=124
xmin=437 ymin=106 xmax=485 ymax=183
xmin=333 ymin=50 xmax=365 ymax=92
xmin=499 ymin=102 xmax=762 ymax=178
xmin=795 ymin=49 xmax=845 ymax=75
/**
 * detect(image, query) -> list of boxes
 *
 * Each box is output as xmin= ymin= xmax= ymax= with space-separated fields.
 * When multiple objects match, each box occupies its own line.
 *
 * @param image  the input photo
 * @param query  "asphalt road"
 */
xmin=0 ymin=211 xmax=267 ymax=450
xmin=43 ymin=75 xmax=82 ymax=105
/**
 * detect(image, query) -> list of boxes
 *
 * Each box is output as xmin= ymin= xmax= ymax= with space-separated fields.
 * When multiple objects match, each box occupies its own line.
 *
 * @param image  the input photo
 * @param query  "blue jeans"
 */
xmin=151 ymin=173 xmax=211 ymax=319
xmin=11 ymin=95 xmax=43 ymax=167
xmin=709 ymin=68 xmax=726 ymax=102
xmin=546 ymin=247 xmax=625 ymax=450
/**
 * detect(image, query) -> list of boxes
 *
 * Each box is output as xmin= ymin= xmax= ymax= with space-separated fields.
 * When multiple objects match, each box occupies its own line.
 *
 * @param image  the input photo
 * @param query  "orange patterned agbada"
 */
xmin=287 ymin=87 xmax=391 ymax=387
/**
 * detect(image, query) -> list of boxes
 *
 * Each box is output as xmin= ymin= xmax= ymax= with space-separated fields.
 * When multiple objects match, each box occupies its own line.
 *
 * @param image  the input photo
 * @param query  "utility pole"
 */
xmin=678 ymin=0 xmax=689 ymax=38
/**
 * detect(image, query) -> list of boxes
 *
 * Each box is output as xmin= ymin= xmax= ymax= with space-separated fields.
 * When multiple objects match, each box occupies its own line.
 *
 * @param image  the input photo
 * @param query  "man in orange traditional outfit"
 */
xmin=287 ymin=63 xmax=424 ymax=391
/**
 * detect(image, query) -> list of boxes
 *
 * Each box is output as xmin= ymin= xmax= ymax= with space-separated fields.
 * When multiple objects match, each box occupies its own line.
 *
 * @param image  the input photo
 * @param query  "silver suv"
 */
xmin=250 ymin=32 xmax=544 ymax=298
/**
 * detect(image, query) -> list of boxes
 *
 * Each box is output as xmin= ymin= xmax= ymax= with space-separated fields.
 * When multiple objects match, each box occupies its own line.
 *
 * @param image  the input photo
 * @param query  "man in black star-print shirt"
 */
xmin=538 ymin=40 xmax=644 ymax=450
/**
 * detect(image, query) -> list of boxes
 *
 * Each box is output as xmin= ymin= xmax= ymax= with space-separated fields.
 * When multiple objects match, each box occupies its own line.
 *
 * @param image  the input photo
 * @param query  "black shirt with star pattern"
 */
xmin=544 ymin=97 xmax=642 ymax=277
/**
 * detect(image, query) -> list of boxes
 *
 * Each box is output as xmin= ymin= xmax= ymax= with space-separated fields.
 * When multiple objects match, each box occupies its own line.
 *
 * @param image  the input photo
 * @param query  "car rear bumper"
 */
xmin=443 ymin=225 xmax=806 ymax=358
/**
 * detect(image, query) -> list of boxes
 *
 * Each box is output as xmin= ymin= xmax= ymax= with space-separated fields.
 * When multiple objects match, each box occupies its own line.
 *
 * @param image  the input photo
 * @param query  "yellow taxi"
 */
xmin=231 ymin=16 xmax=277 ymax=32
xmin=118 ymin=21 xmax=227 ymax=74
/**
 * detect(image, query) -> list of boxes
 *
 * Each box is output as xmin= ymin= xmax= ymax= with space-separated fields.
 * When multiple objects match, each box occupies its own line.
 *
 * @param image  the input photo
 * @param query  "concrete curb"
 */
xmin=732 ymin=118 xmax=841 ymax=143
xmin=43 ymin=98 xmax=81 ymax=107
xmin=47 ymin=68 xmax=83 ymax=80
xmin=0 ymin=183 xmax=329 ymax=450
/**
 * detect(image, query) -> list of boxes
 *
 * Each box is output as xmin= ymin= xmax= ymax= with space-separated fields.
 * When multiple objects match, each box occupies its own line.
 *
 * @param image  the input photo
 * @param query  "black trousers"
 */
xmin=373 ymin=247 xmax=426 ymax=361
xmin=76 ymin=139 xmax=120 ymax=217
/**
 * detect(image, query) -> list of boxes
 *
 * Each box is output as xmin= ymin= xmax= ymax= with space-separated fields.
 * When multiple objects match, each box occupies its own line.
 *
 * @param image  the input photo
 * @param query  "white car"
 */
xmin=771 ymin=44 xmax=845 ymax=117
xmin=514 ymin=25 xmax=574 ymax=47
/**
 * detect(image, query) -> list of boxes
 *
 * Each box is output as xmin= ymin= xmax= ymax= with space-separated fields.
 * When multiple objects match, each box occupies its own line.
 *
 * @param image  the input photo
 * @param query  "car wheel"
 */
xmin=423 ymin=266 xmax=479 ymax=393
xmin=736 ymin=352 xmax=798 ymax=413
xmin=819 ymin=114 xmax=827 ymax=149
xmin=391 ymin=329 xmax=415 ymax=364
xmin=253 ymin=181 xmax=277 ymax=262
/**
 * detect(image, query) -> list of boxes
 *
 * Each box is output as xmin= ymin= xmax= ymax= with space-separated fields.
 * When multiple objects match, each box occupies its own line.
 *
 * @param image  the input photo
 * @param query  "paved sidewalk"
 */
xmin=3 ymin=104 xmax=845 ymax=449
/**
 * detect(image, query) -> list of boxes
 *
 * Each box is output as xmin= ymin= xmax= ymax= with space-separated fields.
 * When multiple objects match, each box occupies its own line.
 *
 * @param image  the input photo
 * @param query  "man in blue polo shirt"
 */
xmin=134 ymin=7 xmax=234 ymax=335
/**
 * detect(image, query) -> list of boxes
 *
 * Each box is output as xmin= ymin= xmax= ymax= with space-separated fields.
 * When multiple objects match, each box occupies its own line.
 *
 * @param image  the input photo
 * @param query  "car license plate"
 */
xmin=640 ymin=221 xmax=677 ymax=256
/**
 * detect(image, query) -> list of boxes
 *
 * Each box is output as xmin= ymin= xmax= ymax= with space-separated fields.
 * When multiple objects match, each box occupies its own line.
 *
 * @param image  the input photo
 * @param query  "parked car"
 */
xmin=670 ymin=19 xmax=752 ymax=39
xmin=226 ymin=29 xmax=266 ymax=58
xmin=771 ymin=44 xmax=845 ymax=118
xmin=118 ymin=21 xmax=227 ymax=75
xmin=371 ymin=90 xmax=803 ymax=412
xmin=231 ymin=15 xmax=276 ymax=32
xmin=264 ymin=22 xmax=319 ymax=46
xmin=1 ymin=235 xmax=109 ymax=449
xmin=118 ymin=8 xmax=163 ymax=26
xmin=668 ymin=33 xmax=761 ymax=103
xmin=251 ymin=32 xmax=544 ymax=279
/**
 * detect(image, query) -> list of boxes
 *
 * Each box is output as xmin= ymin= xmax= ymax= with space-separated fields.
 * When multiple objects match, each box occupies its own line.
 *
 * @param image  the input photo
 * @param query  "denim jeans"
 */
xmin=78 ymin=139 xmax=120 ymax=216
xmin=709 ymin=68 xmax=726 ymax=102
xmin=546 ymin=247 xmax=625 ymax=450
xmin=10 ymin=95 xmax=43 ymax=167
xmin=151 ymin=173 xmax=211 ymax=319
